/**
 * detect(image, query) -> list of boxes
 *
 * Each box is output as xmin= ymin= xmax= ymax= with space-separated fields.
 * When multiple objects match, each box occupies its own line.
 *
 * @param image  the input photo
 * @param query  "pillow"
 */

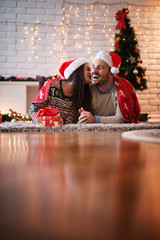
xmin=36 ymin=75 xmax=45 ymax=91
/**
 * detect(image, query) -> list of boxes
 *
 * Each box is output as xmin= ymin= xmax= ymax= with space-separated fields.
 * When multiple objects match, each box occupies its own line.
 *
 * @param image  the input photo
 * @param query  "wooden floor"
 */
xmin=0 ymin=131 xmax=160 ymax=240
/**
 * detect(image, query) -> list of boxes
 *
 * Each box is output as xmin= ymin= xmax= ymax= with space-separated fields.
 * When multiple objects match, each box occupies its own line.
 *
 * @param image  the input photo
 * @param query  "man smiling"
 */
xmin=79 ymin=50 xmax=141 ymax=124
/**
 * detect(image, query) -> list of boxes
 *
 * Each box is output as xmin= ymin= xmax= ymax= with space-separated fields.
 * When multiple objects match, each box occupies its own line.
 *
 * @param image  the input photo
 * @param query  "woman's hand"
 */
xmin=57 ymin=113 xmax=64 ymax=125
xmin=78 ymin=107 xmax=95 ymax=124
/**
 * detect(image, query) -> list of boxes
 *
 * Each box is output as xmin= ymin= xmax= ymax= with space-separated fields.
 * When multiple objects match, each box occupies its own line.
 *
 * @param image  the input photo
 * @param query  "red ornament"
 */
xmin=114 ymin=41 xmax=120 ymax=47
xmin=125 ymin=72 xmax=128 ymax=76
xmin=135 ymin=50 xmax=138 ymax=53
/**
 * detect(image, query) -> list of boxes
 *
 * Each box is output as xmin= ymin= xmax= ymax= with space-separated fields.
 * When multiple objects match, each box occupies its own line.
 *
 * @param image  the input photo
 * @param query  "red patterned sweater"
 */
xmin=29 ymin=78 xmax=76 ymax=124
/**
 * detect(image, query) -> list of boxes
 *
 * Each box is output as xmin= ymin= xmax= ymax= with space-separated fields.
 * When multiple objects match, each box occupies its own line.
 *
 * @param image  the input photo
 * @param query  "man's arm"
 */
xmin=98 ymin=103 xmax=125 ymax=123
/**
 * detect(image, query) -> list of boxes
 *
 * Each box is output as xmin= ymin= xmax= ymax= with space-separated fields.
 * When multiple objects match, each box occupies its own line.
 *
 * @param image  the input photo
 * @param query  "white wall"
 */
xmin=0 ymin=0 xmax=160 ymax=120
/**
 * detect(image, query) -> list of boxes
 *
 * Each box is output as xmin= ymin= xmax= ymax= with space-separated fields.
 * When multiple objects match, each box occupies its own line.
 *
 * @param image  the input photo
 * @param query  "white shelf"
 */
xmin=0 ymin=81 xmax=39 ymax=85
xmin=0 ymin=81 xmax=39 ymax=114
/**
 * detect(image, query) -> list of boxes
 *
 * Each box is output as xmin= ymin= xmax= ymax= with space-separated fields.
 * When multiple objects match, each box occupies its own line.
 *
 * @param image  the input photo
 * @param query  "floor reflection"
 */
xmin=1 ymin=131 xmax=160 ymax=240
xmin=0 ymin=133 xmax=29 ymax=165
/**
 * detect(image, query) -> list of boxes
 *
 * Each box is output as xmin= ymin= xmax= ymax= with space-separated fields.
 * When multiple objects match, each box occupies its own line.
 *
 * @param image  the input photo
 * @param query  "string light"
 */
xmin=24 ymin=25 xmax=28 ymax=39
xmin=1 ymin=1 xmax=158 ymax=75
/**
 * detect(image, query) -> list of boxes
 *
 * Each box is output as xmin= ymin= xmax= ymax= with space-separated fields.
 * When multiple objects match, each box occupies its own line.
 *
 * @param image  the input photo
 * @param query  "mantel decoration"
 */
xmin=1 ymin=109 xmax=31 ymax=122
xmin=0 ymin=76 xmax=35 ymax=82
xmin=0 ymin=75 xmax=60 ymax=82
xmin=0 ymin=74 xmax=60 ymax=91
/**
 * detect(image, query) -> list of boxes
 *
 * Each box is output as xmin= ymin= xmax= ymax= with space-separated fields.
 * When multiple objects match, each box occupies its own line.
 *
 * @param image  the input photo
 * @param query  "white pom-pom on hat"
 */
xmin=59 ymin=57 xmax=89 ymax=79
xmin=110 ymin=67 xmax=119 ymax=75
xmin=110 ymin=53 xmax=121 ymax=75
xmin=93 ymin=50 xmax=121 ymax=75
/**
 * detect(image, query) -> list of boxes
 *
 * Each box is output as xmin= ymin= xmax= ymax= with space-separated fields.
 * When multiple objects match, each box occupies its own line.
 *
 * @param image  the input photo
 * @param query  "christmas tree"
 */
xmin=113 ymin=8 xmax=147 ymax=91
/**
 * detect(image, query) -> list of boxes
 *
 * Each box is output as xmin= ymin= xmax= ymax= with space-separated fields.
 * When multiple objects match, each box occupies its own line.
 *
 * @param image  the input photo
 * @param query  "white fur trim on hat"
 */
xmin=93 ymin=51 xmax=113 ymax=68
xmin=64 ymin=57 xmax=88 ymax=79
xmin=93 ymin=50 xmax=121 ymax=75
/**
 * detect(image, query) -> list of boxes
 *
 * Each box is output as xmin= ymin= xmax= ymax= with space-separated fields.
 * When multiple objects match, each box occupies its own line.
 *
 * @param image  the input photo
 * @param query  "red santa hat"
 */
xmin=93 ymin=50 xmax=121 ymax=75
xmin=59 ymin=57 xmax=89 ymax=79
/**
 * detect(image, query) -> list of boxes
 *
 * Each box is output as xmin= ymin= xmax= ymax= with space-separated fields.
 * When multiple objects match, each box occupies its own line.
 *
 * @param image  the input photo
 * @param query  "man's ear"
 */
xmin=109 ymin=70 xmax=114 ymax=79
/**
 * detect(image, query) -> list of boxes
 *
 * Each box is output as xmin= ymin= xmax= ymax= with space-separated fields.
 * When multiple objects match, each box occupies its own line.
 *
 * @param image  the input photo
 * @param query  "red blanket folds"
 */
xmin=114 ymin=76 xmax=140 ymax=123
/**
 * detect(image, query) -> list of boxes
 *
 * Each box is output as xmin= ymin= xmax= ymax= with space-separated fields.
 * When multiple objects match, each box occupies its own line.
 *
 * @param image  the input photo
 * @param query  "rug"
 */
xmin=122 ymin=129 xmax=160 ymax=144
xmin=0 ymin=121 xmax=160 ymax=132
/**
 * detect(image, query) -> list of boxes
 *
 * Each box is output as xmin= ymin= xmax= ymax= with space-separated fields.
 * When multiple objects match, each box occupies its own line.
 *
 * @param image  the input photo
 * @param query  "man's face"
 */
xmin=91 ymin=59 xmax=110 ymax=86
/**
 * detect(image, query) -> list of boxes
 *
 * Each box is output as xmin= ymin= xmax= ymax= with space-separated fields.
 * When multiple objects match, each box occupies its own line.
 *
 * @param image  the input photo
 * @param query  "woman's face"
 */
xmin=84 ymin=63 xmax=91 ymax=84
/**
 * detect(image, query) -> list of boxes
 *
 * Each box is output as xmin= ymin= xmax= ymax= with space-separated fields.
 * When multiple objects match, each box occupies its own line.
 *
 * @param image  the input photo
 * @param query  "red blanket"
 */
xmin=114 ymin=76 xmax=140 ymax=123
xmin=33 ymin=78 xmax=57 ymax=103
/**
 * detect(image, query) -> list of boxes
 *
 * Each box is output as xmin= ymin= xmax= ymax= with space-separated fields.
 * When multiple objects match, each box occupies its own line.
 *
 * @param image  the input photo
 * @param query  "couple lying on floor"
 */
xmin=29 ymin=50 xmax=140 ymax=125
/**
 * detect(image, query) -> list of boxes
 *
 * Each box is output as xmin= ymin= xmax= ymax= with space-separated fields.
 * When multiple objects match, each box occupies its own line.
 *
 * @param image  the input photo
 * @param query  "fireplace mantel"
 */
xmin=0 ymin=81 xmax=39 ymax=114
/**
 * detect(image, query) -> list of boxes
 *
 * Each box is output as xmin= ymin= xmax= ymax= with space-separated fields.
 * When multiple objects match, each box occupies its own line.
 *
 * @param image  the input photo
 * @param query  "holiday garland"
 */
xmin=0 ymin=75 xmax=60 ymax=82
xmin=1 ymin=109 xmax=31 ymax=122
